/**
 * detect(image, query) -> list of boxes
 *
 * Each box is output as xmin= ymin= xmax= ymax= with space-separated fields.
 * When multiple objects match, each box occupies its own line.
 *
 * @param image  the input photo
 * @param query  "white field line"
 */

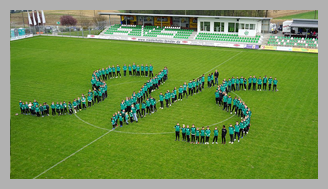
xmin=33 ymin=130 xmax=112 ymax=179
xmin=74 ymin=113 xmax=110 ymax=131
xmin=201 ymin=51 xmax=243 ymax=76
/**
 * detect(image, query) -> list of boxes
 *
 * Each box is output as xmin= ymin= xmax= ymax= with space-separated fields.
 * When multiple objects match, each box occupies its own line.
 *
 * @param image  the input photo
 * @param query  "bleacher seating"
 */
xmin=195 ymin=33 xmax=261 ymax=43
xmin=268 ymin=36 xmax=318 ymax=48
xmin=267 ymin=36 xmax=318 ymax=48
xmin=103 ymin=24 xmax=193 ymax=39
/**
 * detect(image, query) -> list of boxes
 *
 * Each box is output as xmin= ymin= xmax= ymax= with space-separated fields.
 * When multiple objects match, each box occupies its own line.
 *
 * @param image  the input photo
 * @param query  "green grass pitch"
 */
xmin=10 ymin=36 xmax=318 ymax=179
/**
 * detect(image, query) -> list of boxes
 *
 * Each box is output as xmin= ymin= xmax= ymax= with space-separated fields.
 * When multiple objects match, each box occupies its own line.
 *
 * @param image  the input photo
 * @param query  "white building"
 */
xmin=197 ymin=16 xmax=267 ymax=37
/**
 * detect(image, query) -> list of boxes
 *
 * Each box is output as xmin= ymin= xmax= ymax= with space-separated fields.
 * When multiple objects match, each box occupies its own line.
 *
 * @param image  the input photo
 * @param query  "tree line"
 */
xmin=122 ymin=10 xmax=269 ymax=17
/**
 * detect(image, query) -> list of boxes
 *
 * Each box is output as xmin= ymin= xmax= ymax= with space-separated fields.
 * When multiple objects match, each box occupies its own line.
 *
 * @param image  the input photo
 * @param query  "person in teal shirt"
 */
xmin=252 ymin=75 xmax=257 ymax=91
xmin=248 ymin=75 xmax=252 ymax=90
xmin=200 ymin=127 xmax=205 ymax=144
xmin=108 ymin=66 xmax=112 ymax=79
xmin=55 ymin=102 xmax=60 ymax=115
xmin=188 ymin=80 xmax=193 ymax=96
xmin=263 ymin=75 xmax=268 ymax=91
xmin=240 ymin=120 xmax=245 ymax=138
xmin=135 ymin=102 xmax=141 ymax=118
xmin=222 ymin=93 xmax=228 ymax=111
xmin=268 ymin=76 xmax=273 ymax=91
xmin=128 ymin=64 xmax=132 ymax=76
xmin=165 ymin=90 xmax=171 ymax=108
xmin=178 ymin=86 xmax=183 ymax=101
xmin=227 ymin=95 xmax=232 ymax=114
xmin=132 ymin=63 xmax=136 ymax=76
xmin=229 ymin=124 xmax=234 ymax=144
xmin=50 ymin=102 xmax=56 ymax=115
xmin=72 ymin=100 xmax=77 ymax=113
xmin=207 ymin=74 xmax=211 ymax=88
xmin=212 ymin=127 xmax=219 ymax=144
xmin=146 ymin=98 xmax=151 ymax=115
xmin=183 ymin=82 xmax=188 ymax=98
xmin=141 ymin=101 xmax=146 ymax=117
xmin=140 ymin=64 xmax=145 ymax=76
xmin=215 ymin=90 xmax=220 ymax=104
xmin=205 ymin=126 xmax=211 ymax=144
xmin=257 ymin=76 xmax=262 ymax=91
xmin=119 ymin=113 xmax=123 ymax=127
xmin=201 ymin=74 xmax=205 ymax=89
xmin=124 ymin=112 xmax=129 ymax=125
xmin=116 ymin=65 xmax=121 ymax=77
xmin=35 ymin=105 xmax=40 ymax=117
xmin=81 ymin=95 xmax=86 ymax=110
xmin=159 ymin=93 xmax=164 ymax=109
xmin=185 ymin=125 xmax=191 ymax=143
xmin=87 ymin=94 xmax=92 ymax=107
xmin=112 ymin=65 xmax=116 ymax=78
xmin=149 ymin=64 xmax=153 ymax=77
xmin=145 ymin=64 xmax=148 ymax=77
xmin=190 ymin=124 xmax=196 ymax=144
xmin=273 ymin=77 xmax=278 ymax=91
xmin=136 ymin=65 xmax=140 ymax=76
xmin=171 ymin=90 xmax=175 ymax=105
xmin=68 ymin=102 xmax=73 ymax=114
xmin=123 ymin=64 xmax=127 ymax=77
xmin=228 ymin=79 xmax=232 ymax=92
xmin=174 ymin=123 xmax=180 ymax=141
xmin=231 ymin=77 xmax=236 ymax=91
xmin=236 ymin=76 xmax=240 ymax=91
xmin=111 ymin=116 xmax=116 ymax=129
xmin=240 ymin=76 xmax=244 ymax=90
xmin=181 ymin=125 xmax=186 ymax=141
xmin=195 ymin=127 xmax=200 ymax=144
xmin=234 ymin=121 xmax=240 ymax=142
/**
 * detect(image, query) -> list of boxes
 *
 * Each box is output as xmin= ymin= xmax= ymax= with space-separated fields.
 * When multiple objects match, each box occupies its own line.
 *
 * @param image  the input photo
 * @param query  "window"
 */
xmin=200 ymin=21 xmax=212 ymax=32
xmin=214 ymin=22 xmax=224 ymax=32
xmin=245 ymin=24 xmax=249 ymax=30
xmin=204 ymin=22 xmax=210 ymax=31
xmin=200 ymin=22 xmax=204 ymax=31
xmin=250 ymin=24 xmax=255 ymax=30
xmin=240 ymin=23 xmax=245 ymax=29
xmin=228 ymin=22 xmax=235 ymax=32
xmin=228 ymin=22 xmax=238 ymax=33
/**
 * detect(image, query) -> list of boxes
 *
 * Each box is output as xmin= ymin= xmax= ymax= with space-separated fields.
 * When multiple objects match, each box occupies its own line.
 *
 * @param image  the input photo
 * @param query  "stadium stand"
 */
xmin=267 ymin=36 xmax=318 ymax=48
xmin=195 ymin=33 xmax=261 ymax=44
xmin=103 ymin=24 xmax=193 ymax=39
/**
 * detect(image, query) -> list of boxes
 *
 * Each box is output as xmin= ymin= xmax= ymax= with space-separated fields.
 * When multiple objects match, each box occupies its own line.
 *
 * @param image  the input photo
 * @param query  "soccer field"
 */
xmin=10 ymin=36 xmax=318 ymax=179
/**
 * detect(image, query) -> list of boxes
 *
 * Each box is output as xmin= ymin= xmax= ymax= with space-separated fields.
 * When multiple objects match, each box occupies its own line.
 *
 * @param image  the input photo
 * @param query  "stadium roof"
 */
xmin=99 ymin=12 xmax=272 ymax=20
xmin=290 ymin=19 xmax=318 ymax=28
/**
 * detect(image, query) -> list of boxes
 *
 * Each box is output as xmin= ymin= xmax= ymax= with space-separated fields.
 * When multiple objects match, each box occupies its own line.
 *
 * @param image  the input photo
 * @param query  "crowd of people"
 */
xmin=111 ymin=67 xmax=168 ymax=129
xmin=172 ymin=74 xmax=279 ymax=145
xmin=18 ymin=66 xmax=278 ymax=145
xmin=18 ymin=63 xmax=165 ymax=117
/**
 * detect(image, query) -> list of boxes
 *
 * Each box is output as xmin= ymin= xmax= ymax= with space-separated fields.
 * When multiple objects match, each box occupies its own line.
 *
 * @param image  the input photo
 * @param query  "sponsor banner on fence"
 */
xmin=129 ymin=37 xmax=191 ymax=44
xmin=214 ymin=43 xmax=246 ymax=48
xmin=87 ymin=35 xmax=99 ymax=39
xmin=292 ymin=48 xmax=309 ymax=52
xmin=245 ymin=44 xmax=259 ymax=49
xmin=276 ymin=46 xmax=293 ymax=51
xmin=307 ymin=49 xmax=318 ymax=53
xmin=261 ymin=46 xmax=317 ymax=53
xmin=260 ymin=46 xmax=277 ymax=50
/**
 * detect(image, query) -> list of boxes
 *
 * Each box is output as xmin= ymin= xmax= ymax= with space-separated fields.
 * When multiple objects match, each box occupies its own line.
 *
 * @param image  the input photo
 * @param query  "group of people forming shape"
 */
xmin=18 ymin=63 xmax=160 ymax=117
xmin=172 ymin=74 xmax=279 ymax=145
xmin=18 ymin=64 xmax=278 ymax=147
xmin=111 ymin=67 xmax=168 ymax=129
xmin=174 ymin=120 xmax=250 ymax=145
